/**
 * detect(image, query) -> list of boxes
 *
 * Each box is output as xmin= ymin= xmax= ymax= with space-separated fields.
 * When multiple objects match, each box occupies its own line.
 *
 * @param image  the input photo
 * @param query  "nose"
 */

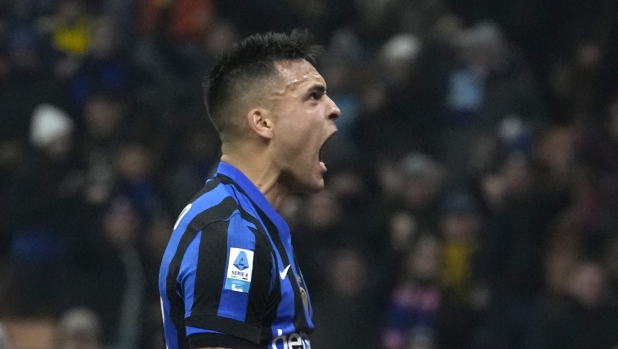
xmin=327 ymin=96 xmax=341 ymax=121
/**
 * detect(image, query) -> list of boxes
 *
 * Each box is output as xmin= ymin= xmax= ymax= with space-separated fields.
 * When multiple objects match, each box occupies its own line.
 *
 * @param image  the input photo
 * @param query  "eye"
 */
xmin=305 ymin=86 xmax=326 ymax=102
xmin=310 ymin=91 xmax=325 ymax=101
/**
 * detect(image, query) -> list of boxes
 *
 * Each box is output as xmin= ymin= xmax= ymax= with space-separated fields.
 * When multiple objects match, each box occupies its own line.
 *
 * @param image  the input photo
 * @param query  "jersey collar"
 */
xmin=215 ymin=161 xmax=290 ymax=237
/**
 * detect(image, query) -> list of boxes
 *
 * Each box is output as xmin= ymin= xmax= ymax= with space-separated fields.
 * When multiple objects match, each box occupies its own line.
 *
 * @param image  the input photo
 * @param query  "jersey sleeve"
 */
xmin=178 ymin=212 xmax=273 ymax=347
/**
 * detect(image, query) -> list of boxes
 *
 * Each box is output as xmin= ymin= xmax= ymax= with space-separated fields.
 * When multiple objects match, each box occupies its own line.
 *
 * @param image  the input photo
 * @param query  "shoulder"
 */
xmin=173 ymin=178 xmax=268 ymax=241
xmin=173 ymin=178 xmax=242 ymax=233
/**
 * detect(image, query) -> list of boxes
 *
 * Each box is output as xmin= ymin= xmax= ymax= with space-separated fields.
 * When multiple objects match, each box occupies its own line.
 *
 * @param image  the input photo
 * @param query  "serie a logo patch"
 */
xmin=225 ymin=248 xmax=254 ymax=293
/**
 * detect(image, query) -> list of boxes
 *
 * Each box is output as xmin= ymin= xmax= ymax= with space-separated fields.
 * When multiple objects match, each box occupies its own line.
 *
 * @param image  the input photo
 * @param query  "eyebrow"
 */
xmin=305 ymin=84 xmax=326 ymax=98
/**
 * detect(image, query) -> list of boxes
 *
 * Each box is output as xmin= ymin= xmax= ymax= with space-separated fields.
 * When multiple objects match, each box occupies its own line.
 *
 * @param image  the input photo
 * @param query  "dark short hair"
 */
xmin=204 ymin=30 xmax=323 ymax=142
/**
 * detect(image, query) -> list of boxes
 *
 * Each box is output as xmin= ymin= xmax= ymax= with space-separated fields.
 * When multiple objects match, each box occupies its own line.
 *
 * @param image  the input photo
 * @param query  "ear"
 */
xmin=246 ymin=107 xmax=274 ymax=140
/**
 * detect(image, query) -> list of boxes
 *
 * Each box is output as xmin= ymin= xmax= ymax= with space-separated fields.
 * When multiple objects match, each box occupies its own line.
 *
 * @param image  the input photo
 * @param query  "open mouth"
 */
xmin=319 ymin=131 xmax=337 ymax=163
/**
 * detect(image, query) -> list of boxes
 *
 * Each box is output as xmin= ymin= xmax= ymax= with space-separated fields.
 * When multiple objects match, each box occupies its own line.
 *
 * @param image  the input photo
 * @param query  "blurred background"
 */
xmin=1 ymin=0 xmax=618 ymax=349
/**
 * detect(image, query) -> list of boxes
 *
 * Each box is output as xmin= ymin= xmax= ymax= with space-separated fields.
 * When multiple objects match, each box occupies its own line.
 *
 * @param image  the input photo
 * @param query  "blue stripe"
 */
xmin=160 ymin=293 xmax=177 ymax=349
xmin=159 ymin=235 xmax=179 ymax=348
xmin=186 ymin=327 xmax=221 ymax=336
xmin=217 ymin=212 xmax=256 ymax=321
xmin=180 ymin=231 xmax=202 ymax=317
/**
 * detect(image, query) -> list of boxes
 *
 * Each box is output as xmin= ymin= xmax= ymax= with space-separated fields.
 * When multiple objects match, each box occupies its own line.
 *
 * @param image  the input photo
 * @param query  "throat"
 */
xmin=220 ymin=152 xmax=287 ymax=209
xmin=266 ymin=174 xmax=293 ymax=209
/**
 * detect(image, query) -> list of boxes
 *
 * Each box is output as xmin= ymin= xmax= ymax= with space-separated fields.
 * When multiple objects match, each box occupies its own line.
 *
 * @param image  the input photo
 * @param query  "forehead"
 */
xmin=273 ymin=59 xmax=325 ymax=91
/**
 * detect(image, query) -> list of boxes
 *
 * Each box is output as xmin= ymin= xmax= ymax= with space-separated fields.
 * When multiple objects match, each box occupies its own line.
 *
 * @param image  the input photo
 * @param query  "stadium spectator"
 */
xmin=311 ymin=247 xmax=378 ymax=349
xmin=57 ymin=307 xmax=105 ymax=349
xmin=47 ymin=0 xmax=91 ymax=56
xmin=113 ymin=142 xmax=163 ymax=220
xmin=293 ymin=189 xmax=346 ymax=300
xmin=473 ymin=152 xmax=569 ymax=349
xmin=442 ymin=21 xmax=545 ymax=185
xmin=0 ymin=26 xmax=64 ymax=142
xmin=439 ymin=192 xmax=480 ymax=300
xmin=62 ymin=196 xmax=149 ymax=348
xmin=434 ymin=191 xmax=484 ymax=349
xmin=69 ymin=15 xmax=130 ymax=110
xmin=4 ymin=104 xmax=82 ymax=316
xmin=138 ymin=0 xmax=214 ymax=42
xmin=80 ymin=92 xmax=127 ymax=206
xmin=382 ymin=234 xmax=443 ymax=349
xmin=162 ymin=124 xmax=220 ymax=214
xmin=532 ymin=261 xmax=618 ymax=349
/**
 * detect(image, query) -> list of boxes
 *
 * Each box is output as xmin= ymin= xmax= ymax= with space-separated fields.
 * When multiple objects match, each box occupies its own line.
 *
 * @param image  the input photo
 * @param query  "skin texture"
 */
xmin=220 ymin=59 xmax=340 ymax=209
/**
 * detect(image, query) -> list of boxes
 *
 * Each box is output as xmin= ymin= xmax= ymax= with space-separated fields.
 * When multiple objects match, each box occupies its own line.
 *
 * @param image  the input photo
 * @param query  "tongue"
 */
xmin=320 ymin=161 xmax=327 ymax=171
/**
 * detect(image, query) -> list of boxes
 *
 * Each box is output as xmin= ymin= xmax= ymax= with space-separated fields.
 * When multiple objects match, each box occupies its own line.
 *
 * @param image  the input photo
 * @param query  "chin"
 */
xmin=307 ymin=180 xmax=325 ymax=193
xmin=304 ymin=172 xmax=326 ymax=192
xmin=294 ymin=179 xmax=324 ymax=194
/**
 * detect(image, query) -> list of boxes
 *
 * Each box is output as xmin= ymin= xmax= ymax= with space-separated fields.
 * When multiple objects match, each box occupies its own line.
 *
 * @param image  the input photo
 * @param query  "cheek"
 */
xmin=279 ymin=118 xmax=315 ymax=152
xmin=274 ymin=127 xmax=310 ymax=173
xmin=279 ymin=123 xmax=305 ymax=151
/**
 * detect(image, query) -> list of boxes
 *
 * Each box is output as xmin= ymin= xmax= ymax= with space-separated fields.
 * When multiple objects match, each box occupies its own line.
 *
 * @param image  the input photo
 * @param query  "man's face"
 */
xmin=268 ymin=59 xmax=340 ymax=193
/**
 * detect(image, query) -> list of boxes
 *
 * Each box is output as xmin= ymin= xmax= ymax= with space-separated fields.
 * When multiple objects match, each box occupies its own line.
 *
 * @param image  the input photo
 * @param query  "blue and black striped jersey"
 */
xmin=159 ymin=162 xmax=314 ymax=349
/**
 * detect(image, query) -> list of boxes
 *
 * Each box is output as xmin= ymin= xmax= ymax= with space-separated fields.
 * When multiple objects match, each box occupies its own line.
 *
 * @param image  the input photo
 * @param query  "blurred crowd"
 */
xmin=2 ymin=0 xmax=618 ymax=349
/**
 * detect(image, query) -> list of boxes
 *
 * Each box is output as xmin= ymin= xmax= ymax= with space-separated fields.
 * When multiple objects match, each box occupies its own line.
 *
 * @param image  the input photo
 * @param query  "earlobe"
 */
xmin=248 ymin=108 xmax=274 ymax=139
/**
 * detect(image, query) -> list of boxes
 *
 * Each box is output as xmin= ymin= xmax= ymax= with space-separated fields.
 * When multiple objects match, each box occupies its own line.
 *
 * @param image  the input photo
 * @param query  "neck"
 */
xmin=220 ymin=143 xmax=288 ymax=209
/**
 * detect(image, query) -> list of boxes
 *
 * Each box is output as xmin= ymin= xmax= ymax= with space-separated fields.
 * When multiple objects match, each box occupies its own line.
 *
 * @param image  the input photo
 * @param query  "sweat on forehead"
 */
xmin=274 ymin=60 xmax=322 ymax=82
xmin=268 ymin=60 xmax=325 ymax=100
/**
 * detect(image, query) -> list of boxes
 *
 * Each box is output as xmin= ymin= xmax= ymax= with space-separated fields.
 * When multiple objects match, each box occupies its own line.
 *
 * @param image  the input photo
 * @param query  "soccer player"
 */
xmin=159 ymin=30 xmax=340 ymax=349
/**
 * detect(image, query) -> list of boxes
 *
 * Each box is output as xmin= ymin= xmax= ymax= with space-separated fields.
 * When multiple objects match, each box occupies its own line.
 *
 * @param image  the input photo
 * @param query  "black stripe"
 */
xmin=185 ymin=314 xmax=261 ymax=343
xmin=191 ymin=219 xmax=231 ymax=316
xmin=291 ymin=252 xmax=312 ymax=318
xmin=188 ymin=333 xmax=260 ymax=349
xmin=165 ymin=178 xmax=238 ymax=349
xmin=218 ymin=175 xmax=311 ymax=332
xmin=258 ymin=248 xmax=281 ymax=342
xmin=188 ymin=179 xmax=220 ymax=203
xmin=245 ymin=226 xmax=275 ymax=333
